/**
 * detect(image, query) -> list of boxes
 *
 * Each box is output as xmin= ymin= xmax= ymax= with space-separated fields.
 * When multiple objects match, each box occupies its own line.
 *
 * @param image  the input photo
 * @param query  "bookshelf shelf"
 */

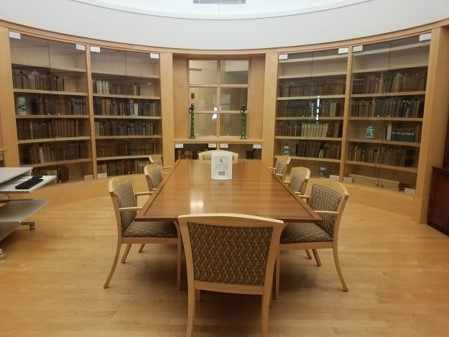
xmin=97 ymin=155 xmax=150 ymax=161
xmin=347 ymin=138 xmax=421 ymax=147
xmin=18 ymin=136 xmax=91 ymax=144
xmin=96 ymin=135 xmax=162 ymax=140
xmin=345 ymin=160 xmax=418 ymax=174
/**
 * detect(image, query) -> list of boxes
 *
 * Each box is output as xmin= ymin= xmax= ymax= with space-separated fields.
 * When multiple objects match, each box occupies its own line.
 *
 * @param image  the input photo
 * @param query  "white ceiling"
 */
xmin=71 ymin=0 xmax=371 ymax=19
xmin=1 ymin=0 xmax=448 ymax=50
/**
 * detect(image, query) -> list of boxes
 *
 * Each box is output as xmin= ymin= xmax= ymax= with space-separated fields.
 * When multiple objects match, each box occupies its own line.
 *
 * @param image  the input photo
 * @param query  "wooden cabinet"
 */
xmin=90 ymin=47 xmax=161 ymax=177
xmin=275 ymin=48 xmax=348 ymax=177
xmin=428 ymin=167 xmax=449 ymax=235
xmin=9 ymin=33 xmax=92 ymax=182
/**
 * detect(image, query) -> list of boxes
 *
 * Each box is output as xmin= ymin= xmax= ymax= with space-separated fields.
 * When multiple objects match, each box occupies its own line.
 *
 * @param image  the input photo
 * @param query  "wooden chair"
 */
xmin=103 ymin=176 xmax=182 ymax=290
xmin=275 ymin=178 xmax=349 ymax=298
xmin=143 ymin=163 xmax=164 ymax=191
xmin=148 ymin=154 xmax=172 ymax=171
xmin=270 ymin=156 xmax=291 ymax=180
xmin=285 ymin=166 xmax=310 ymax=195
xmin=197 ymin=150 xmax=239 ymax=162
xmin=284 ymin=166 xmax=313 ymax=260
xmin=178 ymin=213 xmax=285 ymax=337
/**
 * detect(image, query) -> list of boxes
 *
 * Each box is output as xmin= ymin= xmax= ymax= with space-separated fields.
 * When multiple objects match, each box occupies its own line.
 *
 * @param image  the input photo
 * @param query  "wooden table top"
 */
xmin=136 ymin=159 xmax=321 ymax=223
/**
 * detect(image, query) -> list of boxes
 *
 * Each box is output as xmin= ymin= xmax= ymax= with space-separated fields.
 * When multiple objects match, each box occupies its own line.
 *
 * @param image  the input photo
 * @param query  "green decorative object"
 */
xmin=188 ymin=103 xmax=195 ymax=139
xmin=240 ymin=104 xmax=247 ymax=139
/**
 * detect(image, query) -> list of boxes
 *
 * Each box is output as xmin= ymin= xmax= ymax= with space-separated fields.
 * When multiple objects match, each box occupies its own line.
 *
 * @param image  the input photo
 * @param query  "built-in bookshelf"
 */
xmin=90 ymin=47 xmax=161 ymax=177
xmin=276 ymin=48 xmax=348 ymax=177
xmin=345 ymin=34 xmax=430 ymax=192
xmin=9 ymin=33 xmax=92 ymax=182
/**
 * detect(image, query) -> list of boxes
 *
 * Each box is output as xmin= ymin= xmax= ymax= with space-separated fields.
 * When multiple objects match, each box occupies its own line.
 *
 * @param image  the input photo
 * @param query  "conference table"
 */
xmin=136 ymin=159 xmax=321 ymax=224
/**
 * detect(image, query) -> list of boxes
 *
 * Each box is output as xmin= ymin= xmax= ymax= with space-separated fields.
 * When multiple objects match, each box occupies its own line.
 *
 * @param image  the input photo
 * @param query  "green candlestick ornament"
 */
xmin=240 ymin=105 xmax=247 ymax=139
xmin=189 ymin=103 xmax=195 ymax=139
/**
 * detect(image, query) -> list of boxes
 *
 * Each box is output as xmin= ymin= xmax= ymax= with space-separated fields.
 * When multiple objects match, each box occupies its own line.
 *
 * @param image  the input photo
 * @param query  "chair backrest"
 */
xmin=274 ymin=156 xmax=291 ymax=180
xmin=148 ymin=154 xmax=163 ymax=165
xmin=178 ymin=213 xmax=285 ymax=293
xmin=198 ymin=150 xmax=239 ymax=162
xmin=288 ymin=166 xmax=311 ymax=194
xmin=304 ymin=178 xmax=349 ymax=238
xmin=144 ymin=164 xmax=164 ymax=190
xmin=109 ymin=176 xmax=138 ymax=234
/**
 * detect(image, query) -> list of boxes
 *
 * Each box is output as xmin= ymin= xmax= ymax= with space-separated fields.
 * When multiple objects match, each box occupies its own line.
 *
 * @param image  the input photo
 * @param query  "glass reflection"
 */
xmin=220 ymin=88 xmax=248 ymax=111
xmin=189 ymin=87 xmax=217 ymax=111
xmin=189 ymin=60 xmax=218 ymax=85
xmin=220 ymin=60 xmax=249 ymax=84
xmin=194 ymin=113 xmax=217 ymax=137
xmin=220 ymin=114 xmax=241 ymax=136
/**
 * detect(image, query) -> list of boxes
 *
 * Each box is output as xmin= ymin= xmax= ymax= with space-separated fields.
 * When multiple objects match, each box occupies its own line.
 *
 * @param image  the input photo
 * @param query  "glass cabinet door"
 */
xmin=90 ymin=47 xmax=161 ymax=176
xmin=276 ymin=48 xmax=348 ymax=177
xmin=345 ymin=34 xmax=430 ymax=193
xmin=10 ymin=32 xmax=92 ymax=182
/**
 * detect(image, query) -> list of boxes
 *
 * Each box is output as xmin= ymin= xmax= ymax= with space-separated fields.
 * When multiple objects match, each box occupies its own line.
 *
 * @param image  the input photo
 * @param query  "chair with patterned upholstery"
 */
xmin=197 ymin=150 xmax=239 ymax=162
xmin=149 ymin=154 xmax=172 ymax=171
xmin=178 ymin=213 xmax=285 ymax=337
xmin=144 ymin=163 xmax=164 ymax=191
xmin=103 ymin=176 xmax=182 ymax=290
xmin=270 ymin=156 xmax=291 ymax=180
xmin=275 ymin=178 xmax=349 ymax=298
xmin=286 ymin=166 xmax=310 ymax=195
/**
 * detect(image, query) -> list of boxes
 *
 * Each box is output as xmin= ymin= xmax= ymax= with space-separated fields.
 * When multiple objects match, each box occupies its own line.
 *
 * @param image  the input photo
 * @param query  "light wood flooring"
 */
xmin=1 ymin=182 xmax=449 ymax=337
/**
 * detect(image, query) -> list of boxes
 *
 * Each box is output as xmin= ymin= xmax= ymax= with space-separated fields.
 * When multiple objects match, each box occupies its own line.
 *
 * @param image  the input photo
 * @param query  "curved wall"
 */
xmin=0 ymin=0 xmax=448 ymax=50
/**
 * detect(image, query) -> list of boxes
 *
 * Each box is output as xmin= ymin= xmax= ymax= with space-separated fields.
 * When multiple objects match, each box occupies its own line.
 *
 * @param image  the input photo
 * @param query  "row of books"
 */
xmin=385 ymin=123 xmax=421 ymax=142
xmin=281 ymin=141 xmax=341 ymax=159
xmin=13 ymin=69 xmax=65 ymax=91
xmin=276 ymin=121 xmax=342 ymax=138
xmin=352 ymin=70 xmax=427 ymax=94
xmin=347 ymin=143 xmax=415 ymax=167
xmin=278 ymin=79 xmax=346 ymax=97
xmin=93 ymin=79 xmax=141 ymax=96
xmin=277 ymin=100 xmax=343 ymax=118
xmin=93 ymin=98 xmax=160 ymax=116
xmin=97 ymin=159 xmax=150 ymax=176
xmin=94 ymin=120 xmax=156 ymax=136
xmin=17 ymin=120 xmax=82 ymax=140
xmin=350 ymin=96 xmax=424 ymax=118
xmin=96 ymin=141 xmax=155 ymax=157
xmin=17 ymin=96 xmax=88 ymax=116
xmin=20 ymin=142 xmax=89 ymax=164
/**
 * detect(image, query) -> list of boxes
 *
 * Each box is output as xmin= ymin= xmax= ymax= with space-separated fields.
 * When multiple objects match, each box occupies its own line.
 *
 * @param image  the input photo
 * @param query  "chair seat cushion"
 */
xmin=123 ymin=220 xmax=178 ymax=237
xmin=281 ymin=222 xmax=332 ymax=243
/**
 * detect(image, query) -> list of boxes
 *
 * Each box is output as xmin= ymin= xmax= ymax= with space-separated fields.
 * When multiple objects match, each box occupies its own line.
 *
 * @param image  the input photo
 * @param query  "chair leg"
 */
xmin=312 ymin=249 xmax=322 ymax=266
xmin=274 ymin=252 xmax=281 ymax=300
xmin=261 ymin=293 xmax=270 ymax=337
xmin=176 ymin=242 xmax=182 ymax=290
xmin=186 ymin=286 xmax=197 ymax=337
xmin=333 ymin=247 xmax=348 ymax=292
xmin=121 ymin=243 xmax=132 ymax=263
xmin=305 ymin=249 xmax=312 ymax=259
xmin=138 ymin=244 xmax=145 ymax=253
xmin=103 ymin=242 xmax=121 ymax=289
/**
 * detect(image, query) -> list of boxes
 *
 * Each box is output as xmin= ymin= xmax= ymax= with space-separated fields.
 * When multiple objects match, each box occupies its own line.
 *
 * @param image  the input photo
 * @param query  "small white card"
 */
xmin=211 ymin=151 xmax=233 ymax=180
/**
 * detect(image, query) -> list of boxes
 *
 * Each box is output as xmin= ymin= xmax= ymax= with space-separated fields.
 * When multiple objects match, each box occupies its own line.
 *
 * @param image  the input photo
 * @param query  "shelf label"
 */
xmin=278 ymin=54 xmax=288 ymax=60
xmin=76 ymin=44 xmax=86 ymax=51
xmin=174 ymin=143 xmax=184 ymax=149
xmin=253 ymin=144 xmax=262 ymax=149
xmin=150 ymin=53 xmax=160 ymax=59
xmin=338 ymin=47 xmax=349 ymax=54
xmin=208 ymin=143 xmax=217 ymax=149
xmin=353 ymin=45 xmax=363 ymax=52
xmin=90 ymin=46 xmax=101 ymax=53
xmin=9 ymin=31 xmax=21 ymax=40
xmin=219 ymin=143 xmax=229 ymax=149
xmin=419 ymin=33 xmax=431 ymax=42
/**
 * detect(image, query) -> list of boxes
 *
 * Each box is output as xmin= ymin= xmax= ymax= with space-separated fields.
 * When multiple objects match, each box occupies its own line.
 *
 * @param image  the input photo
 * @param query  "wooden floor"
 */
xmin=1 ymin=181 xmax=449 ymax=337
